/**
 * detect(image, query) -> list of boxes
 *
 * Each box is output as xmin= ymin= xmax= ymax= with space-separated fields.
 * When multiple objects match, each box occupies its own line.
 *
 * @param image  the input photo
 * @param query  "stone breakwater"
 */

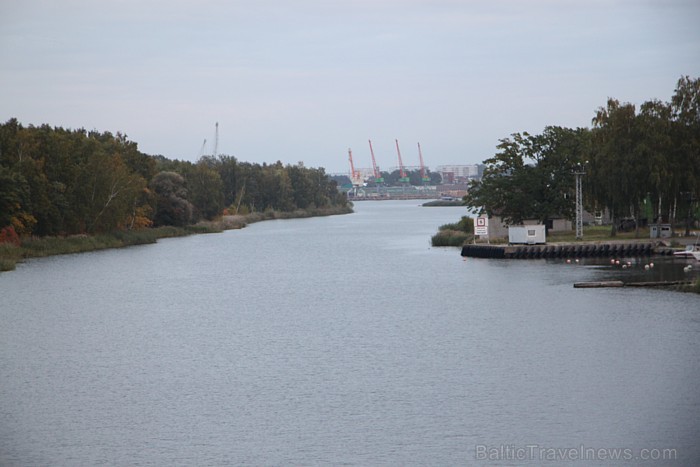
xmin=460 ymin=242 xmax=673 ymax=259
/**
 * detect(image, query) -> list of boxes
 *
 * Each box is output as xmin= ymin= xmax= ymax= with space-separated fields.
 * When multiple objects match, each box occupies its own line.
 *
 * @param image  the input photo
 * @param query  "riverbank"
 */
xmin=0 ymin=205 xmax=353 ymax=272
xmin=422 ymin=199 xmax=463 ymax=207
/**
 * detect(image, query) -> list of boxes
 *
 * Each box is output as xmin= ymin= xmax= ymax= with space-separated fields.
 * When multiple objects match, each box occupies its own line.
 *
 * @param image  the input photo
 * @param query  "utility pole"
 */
xmin=574 ymin=165 xmax=585 ymax=240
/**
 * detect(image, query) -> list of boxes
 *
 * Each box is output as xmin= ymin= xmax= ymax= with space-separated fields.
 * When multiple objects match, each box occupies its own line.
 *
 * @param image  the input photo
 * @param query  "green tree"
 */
xmin=150 ymin=171 xmax=193 ymax=226
xmin=78 ymin=152 xmax=147 ymax=232
xmin=636 ymin=99 xmax=674 ymax=226
xmin=464 ymin=127 xmax=587 ymax=226
xmin=670 ymin=76 xmax=700 ymax=234
xmin=0 ymin=166 xmax=30 ymax=228
xmin=185 ymin=161 xmax=224 ymax=220
xmin=589 ymin=99 xmax=643 ymax=235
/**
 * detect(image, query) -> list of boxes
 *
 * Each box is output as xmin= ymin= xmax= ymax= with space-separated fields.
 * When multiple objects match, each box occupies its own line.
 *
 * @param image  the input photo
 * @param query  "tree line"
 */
xmin=464 ymin=76 xmax=700 ymax=235
xmin=0 ymin=119 xmax=348 ymax=238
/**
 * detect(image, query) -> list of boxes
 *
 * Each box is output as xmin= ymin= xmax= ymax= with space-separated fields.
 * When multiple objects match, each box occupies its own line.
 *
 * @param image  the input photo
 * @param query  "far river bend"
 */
xmin=1 ymin=200 xmax=699 ymax=466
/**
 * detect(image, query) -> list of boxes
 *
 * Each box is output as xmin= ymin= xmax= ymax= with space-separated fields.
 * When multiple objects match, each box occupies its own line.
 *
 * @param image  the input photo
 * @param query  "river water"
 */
xmin=1 ymin=200 xmax=699 ymax=466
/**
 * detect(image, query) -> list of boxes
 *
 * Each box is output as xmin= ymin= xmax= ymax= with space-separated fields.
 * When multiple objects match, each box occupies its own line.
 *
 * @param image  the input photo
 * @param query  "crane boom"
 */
xmin=417 ymin=142 xmax=430 ymax=183
xmin=368 ymin=140 xmax=384 ymax=183
xmin=395 ymin=139 xmax=410 ymax=183
xmin=348 ymin=148 xmax=361 ymax=186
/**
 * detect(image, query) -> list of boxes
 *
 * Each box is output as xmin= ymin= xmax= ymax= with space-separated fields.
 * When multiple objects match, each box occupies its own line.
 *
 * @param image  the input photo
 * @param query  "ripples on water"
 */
xmin=1 ymin=201 xmax=699 ymax=465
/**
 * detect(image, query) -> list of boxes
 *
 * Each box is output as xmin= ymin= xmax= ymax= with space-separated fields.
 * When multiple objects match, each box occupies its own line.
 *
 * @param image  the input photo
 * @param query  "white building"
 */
xmin=435 ymin=164 xmax=482 ymax=183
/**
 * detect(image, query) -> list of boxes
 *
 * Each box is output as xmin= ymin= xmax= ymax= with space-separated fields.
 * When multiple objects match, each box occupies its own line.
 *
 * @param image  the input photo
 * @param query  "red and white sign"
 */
xmin=475 ymin=216 xmax=489 ymax=236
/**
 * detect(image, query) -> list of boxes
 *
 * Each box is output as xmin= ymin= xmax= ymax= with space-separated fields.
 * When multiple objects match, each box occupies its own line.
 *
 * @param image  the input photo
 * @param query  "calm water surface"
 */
xmin=1 ymin=200 xmax=699 ymax=466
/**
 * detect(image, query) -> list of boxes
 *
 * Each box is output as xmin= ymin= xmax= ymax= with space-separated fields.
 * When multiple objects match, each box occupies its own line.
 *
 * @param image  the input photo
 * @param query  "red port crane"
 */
xmin=368 ymin=140 xmax=384 ymax=183
xmin=417 ymin=142 xmax=430 ymax=183
xmin=348 ymin=148 xmax=362 ymax=186
xmin=395 ymin=139 xmax=410 ymax=183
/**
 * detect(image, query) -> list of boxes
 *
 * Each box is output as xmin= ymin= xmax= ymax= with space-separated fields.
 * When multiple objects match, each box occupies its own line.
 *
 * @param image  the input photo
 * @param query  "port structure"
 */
xmin=368 ymin=140 xmax=384 ymax=183
xmin=394 ymin=139 xmax=410 ymax=184
xmin=347 ymin=148 xmax=363 ymax=187
xmin=417 ymin=142 xmax=430 ymax=184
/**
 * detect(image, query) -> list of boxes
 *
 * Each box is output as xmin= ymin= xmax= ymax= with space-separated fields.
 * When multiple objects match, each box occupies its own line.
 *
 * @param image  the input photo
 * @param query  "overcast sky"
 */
xmin=1 ymin=0 xmax=698 ymax=173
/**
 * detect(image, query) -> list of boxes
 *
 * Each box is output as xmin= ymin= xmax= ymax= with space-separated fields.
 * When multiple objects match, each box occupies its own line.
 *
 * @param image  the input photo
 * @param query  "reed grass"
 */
xmin=0 ymin=227 xmax=192 ymax=270
xmin=0 ymin=205 xmax=354 ymax=273
xmin=431 ymin=230 xmax=474 ymax=247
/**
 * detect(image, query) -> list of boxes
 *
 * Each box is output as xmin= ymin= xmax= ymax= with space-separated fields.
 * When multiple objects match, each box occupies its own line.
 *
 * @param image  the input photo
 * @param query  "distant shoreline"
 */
xmin=422 ymin=199 xmax=463 ymax=207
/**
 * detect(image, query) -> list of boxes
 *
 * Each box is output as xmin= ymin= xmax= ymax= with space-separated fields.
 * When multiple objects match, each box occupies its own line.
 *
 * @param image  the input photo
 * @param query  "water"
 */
xmin=1 ymin=200 xmax=699 ymax=466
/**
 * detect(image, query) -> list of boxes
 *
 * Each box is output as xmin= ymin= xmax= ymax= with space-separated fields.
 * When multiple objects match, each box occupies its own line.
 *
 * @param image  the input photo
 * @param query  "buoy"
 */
xmin=649 ymin=262 xmax=654 ymax=268
xmin=566 ymin=259 xmax=571 ymax=264
xmin=575 ymin=259 xmax=579 ymax=263
xmin=622 ymin=264 xmax=628 ymax=269
xmin=610 ymin=259 xmax=615 ymax=264
xmin=683 ymin=265 xmax=692 ymax=273
xmin=644 ymin=265 xmax=650 ymax=270
xmin=615 ymin=260 xmax=620 ymax=265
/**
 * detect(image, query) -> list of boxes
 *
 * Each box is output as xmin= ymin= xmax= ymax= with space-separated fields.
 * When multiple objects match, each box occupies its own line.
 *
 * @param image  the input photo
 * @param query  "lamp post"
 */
xmin=574 ymin=164 xmax=585 ymax=240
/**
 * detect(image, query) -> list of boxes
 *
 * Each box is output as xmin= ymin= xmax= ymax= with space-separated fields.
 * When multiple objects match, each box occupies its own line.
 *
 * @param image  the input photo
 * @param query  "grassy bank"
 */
xmin=431 ymin=216 xmax=474 ymax=247
xmin=0 ymin=205 xmax=353 ymax=272
xmin=422 ymin=200 xmax=463 ymax=207
xmin=547 ymin=225 xmax=653 ymax=242
xmin=432 ymin=223 xmax=672 ymax=248
xmin=209 ymin=205 xmax=354 ymax=230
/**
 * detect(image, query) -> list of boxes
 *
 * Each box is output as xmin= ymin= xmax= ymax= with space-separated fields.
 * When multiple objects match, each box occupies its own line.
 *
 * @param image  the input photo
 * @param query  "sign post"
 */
xmin=475 ymin=216 xmax=489 ymax=243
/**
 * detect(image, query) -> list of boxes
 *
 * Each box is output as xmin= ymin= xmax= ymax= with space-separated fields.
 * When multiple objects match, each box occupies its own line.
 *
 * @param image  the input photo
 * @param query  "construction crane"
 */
xmin=395 ymin=139 xmax=410 ymax=184
xmin=348 ymin=148 xmax=362 ymax=186
xmin=368 ymin=140 xmax=384 ymax=183
xmin=417 ymin=142 xmax=430 ymax=184
xmin=213 ymin=122 xmax=219 ymax=158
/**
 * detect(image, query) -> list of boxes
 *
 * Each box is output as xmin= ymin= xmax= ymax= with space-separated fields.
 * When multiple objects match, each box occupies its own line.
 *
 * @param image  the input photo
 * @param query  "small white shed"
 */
xmin=650 ymin=223 xmax=672 ymax=239
xmin=509 ymin=225 xmax=546 ymax=244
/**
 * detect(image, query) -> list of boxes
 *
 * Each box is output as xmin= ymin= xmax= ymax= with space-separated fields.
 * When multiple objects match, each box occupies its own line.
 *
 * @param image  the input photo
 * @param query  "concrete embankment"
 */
xmin=461 ymin=242 xmax=672 ymax=259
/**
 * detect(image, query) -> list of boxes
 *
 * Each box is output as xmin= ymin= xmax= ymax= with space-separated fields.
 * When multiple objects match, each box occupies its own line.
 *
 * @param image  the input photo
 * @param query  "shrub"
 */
xmin=0 ymin=226 xmax=21 ymax=246
xmin=438 ymin=216 xmax=473 ymax=234
xmin=431 ymin=230 xmax=473 ymax=247
xmin=0 ymin=258 xmax=16 ymax=271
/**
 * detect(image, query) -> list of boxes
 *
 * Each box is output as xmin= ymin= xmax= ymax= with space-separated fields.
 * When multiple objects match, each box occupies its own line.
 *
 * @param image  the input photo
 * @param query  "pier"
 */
xmin=460 ymin=242 xmax=672 ymax=259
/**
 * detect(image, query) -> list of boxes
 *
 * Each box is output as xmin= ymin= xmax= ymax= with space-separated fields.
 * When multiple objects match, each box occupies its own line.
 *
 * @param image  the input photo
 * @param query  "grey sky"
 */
xmin=1 ymin=0 xmax=698 ymax=173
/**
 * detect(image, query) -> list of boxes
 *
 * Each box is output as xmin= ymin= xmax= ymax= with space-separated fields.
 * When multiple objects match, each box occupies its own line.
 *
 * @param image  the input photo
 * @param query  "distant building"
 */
xmin=435 ymin=164 xmax=484 ymax=184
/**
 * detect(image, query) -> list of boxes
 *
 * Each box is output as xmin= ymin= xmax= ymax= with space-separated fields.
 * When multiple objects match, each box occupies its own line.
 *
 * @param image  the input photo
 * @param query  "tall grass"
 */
xmin=0 ymin=227 xmax=193 ymax=271
xmin=431 ymin=230 xmax=473 ymax=247
xmin=0 ymin=205 xmax=354 ymax=273
xmin=431 ymin=216 xmax=474 ymax=247
xmin=0 ymin=244 xmax=21 ymax=271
